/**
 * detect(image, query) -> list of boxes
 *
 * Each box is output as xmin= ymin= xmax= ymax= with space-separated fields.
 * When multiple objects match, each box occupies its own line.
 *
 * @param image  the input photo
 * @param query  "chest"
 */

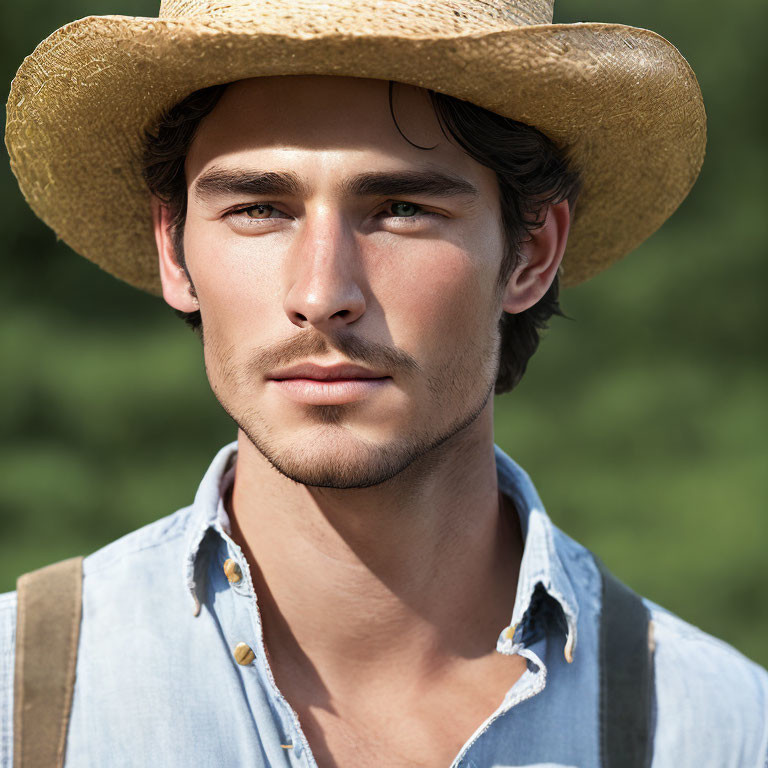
xmin=61 ymin=621 xmax=602 ymax=768
xmin=287 ymin=654 xmax=530 ymax=768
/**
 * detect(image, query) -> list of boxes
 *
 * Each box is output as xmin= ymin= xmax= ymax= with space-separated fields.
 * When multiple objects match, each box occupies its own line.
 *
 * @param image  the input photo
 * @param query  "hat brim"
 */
xmin=5 ymin=16 xmax=705 ymax=293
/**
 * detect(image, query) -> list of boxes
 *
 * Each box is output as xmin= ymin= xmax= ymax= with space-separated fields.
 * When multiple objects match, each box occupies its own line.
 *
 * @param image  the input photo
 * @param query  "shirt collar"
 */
xmin=183 ymin=440 xmax=579 ymax=661
xmin=184 ymin=441 xmax=239 ymax=617
xmin=493 ymin=443 xmax=579 ymax=663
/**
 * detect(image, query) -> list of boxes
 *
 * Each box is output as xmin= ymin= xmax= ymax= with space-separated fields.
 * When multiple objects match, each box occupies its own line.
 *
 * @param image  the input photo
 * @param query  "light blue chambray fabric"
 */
xmin=1 ymin=441 xmax=767 ymax=767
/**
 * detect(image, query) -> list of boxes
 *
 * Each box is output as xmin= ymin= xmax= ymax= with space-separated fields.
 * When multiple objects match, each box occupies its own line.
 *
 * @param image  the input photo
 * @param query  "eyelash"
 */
xmin=225 ymin=201 xmax=440 ymax=222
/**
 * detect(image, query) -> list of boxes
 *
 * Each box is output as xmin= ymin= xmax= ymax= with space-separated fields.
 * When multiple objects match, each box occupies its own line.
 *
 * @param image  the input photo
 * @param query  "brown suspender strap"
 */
xmin=13 ymin=556 xmax=84 ymax=768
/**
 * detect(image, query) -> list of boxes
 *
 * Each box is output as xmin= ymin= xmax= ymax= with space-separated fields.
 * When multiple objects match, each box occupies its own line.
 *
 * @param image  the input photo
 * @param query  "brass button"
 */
xmin=234 ymin=642 xmax=255 ymax=666
xmin=223 ymin=558 xmax=242 ymax=584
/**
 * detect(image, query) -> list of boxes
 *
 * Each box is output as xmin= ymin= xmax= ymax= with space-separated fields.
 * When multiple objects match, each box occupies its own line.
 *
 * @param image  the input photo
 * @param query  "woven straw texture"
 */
xmin=5 ymin=0 xmax=706 ymax=294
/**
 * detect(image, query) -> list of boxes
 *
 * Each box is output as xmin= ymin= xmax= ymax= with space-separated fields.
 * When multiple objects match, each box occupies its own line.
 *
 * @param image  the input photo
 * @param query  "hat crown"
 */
xmin=158 ymin=0 xmax=555 ymax=30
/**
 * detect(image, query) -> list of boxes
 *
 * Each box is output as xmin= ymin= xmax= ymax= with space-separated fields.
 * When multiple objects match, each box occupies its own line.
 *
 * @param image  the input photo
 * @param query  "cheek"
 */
xmin=182 ymin=225 xmax=286 ymax=399
xmin=184 ymin=220 xmax=280 ymax=339
xmin=383 ymin=241 xmax=498 ymax=362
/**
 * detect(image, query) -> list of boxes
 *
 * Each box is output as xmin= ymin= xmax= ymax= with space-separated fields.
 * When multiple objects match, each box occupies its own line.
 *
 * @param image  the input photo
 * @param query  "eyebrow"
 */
xmin=339 ymin=170 xmax=480 ymax=200
xmin=192 ymin=167 xmax=480 ymax=204
xmin=193 ymin=169 xmax=309 ymax=202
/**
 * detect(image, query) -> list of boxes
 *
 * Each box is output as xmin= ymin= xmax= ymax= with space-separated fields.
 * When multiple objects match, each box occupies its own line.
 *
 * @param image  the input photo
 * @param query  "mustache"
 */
xmin=244 ymin=329 xmax=422 ymax=380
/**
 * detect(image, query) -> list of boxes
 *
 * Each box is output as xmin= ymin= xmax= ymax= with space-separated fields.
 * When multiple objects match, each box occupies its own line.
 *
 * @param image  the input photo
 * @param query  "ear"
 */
xmin=501 ymin=199 xmax=571 ymax=314
xmin=152 ymin=197 xmax=199 ymax=313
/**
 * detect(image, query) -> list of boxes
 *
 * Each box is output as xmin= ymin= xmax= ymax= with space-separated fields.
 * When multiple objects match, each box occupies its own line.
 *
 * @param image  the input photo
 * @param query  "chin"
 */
xmin=237 ymin=415 xmax=437 ymax=489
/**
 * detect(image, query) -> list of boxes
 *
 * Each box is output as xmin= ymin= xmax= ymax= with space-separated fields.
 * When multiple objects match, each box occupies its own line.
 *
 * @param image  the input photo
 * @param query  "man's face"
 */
xmin=179 ymin=76 xmax=507 ymax=488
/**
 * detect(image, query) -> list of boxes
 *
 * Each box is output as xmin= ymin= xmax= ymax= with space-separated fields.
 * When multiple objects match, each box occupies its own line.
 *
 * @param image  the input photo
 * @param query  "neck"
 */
xmin=227 ymin=404 xmax=523 ymax=697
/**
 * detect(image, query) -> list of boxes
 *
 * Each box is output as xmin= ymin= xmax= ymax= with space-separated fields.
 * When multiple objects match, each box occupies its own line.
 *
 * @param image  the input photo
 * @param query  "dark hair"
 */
xmin=142 ymin=82 xmax=581 ymax=394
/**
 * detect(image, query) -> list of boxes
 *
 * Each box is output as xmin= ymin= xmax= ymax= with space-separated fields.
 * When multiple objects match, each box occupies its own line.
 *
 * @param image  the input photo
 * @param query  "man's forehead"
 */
xmin=222 ymin=74 xmax=432 ymax=118
xmin=185 ymin=75 xmax=489 ymax=190
xmin=189 ymin=75 xmax=445 ymax=155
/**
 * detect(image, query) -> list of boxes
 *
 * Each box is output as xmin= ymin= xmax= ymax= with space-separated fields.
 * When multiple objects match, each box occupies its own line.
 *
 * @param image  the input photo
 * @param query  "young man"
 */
xmin=2 ymin=1 xmax=767 ymax=766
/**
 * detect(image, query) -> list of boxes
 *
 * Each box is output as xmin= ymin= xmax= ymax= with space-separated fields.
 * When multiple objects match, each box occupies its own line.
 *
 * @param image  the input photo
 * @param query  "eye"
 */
xmin=240 ymin=203 xmax=285 ymax=219
xmin=225 ymin=202 xmax=292 ymax=222
xmin=376 ymin=200 xmax=442 ymax=229
xmin=388 ymin=201 xmax=423 ymax=217
xmin=224 ymin=203 xmax=292 ymax=233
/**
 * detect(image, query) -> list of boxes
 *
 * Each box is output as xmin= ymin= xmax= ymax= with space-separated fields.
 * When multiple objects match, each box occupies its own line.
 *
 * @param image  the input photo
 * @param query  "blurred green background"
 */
xmin=1 ymin=0 xmax=766 ymax=667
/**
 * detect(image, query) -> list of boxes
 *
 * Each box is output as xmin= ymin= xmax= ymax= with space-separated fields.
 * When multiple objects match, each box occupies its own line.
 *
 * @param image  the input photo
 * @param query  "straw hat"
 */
xmin=5 ymin=0 xmax=705 ymax=293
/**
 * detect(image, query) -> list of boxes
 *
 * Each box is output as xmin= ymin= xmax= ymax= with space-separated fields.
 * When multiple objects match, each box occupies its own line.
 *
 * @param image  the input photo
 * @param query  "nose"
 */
xmin=283 ymin=209 xmax=367 ymax=332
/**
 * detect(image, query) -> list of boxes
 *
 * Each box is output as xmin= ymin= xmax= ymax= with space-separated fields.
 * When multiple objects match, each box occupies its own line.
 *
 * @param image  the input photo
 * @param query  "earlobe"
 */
xmin=152 ymin=197 xmax=199 ymax=312
xmin=501 ymin=200 xmax=571 ymax=315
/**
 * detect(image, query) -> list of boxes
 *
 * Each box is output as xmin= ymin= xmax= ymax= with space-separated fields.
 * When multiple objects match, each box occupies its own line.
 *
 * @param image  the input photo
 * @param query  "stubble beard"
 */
xmin=205 ymin=326 xmax=501 ymax=490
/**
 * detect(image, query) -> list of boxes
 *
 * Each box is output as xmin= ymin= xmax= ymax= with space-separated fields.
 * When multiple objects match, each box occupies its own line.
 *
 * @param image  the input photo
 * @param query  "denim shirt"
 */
xmin=1 ymin=441 xmax=767 ymax=767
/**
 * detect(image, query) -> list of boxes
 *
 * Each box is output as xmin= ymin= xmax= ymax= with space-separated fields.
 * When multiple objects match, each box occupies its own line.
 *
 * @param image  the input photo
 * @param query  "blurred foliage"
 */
xmin=1 ymin=0 xmax=766 ymax=668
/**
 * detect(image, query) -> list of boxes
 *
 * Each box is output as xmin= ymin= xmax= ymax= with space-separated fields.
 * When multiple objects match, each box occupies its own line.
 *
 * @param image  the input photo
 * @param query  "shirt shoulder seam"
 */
xmin=82 ymin=505 xmax=195 ymax=577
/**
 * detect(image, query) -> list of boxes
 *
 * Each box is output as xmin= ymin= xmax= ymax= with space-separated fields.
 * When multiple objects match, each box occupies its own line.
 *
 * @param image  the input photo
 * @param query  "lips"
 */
xmin=267 ymin=362 xmax=389 ymax=381
xmin=266 ymin=362 xmax=391 ymax=405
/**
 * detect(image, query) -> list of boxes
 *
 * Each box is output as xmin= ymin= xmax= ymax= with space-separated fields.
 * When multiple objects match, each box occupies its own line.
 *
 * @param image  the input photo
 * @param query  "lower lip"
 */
xmin=269 ymin=377 xmax=391 ymax=405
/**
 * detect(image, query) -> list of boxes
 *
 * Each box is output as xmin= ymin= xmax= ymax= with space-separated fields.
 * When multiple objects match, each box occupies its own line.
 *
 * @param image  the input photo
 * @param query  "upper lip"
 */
xmin=267 ymin=363 xmax=389 ymax=381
